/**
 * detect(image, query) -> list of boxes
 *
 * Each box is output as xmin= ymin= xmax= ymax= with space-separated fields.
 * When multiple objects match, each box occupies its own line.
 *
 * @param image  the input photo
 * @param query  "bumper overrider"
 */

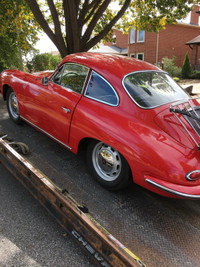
xmin=145 ymin=175 xmax=200 ymax=199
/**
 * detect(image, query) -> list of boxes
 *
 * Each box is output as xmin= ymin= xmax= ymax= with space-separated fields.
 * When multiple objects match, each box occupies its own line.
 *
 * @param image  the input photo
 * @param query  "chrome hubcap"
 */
xmin=92 ymin=142 xmax=121 ymax=182
xmin=9 ymin=92 xmax=19 ymax=119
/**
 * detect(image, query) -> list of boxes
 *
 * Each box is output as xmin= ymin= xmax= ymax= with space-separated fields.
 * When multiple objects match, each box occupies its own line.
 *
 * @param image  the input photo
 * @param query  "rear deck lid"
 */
xmin=154 ymin=99 xmax=200 ymax=149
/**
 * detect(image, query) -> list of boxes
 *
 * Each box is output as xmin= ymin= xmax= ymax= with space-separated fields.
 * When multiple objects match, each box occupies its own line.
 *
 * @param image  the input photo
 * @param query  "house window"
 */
xmin=130 ymin=53 xmax=135 ymax=58
xmin=137 ymin=30 xmax=145 ymax=42
xmin=137 ymin=53 xmax=144 ymax=60
xmin=130 ymin=27 xmax=135 ymax=44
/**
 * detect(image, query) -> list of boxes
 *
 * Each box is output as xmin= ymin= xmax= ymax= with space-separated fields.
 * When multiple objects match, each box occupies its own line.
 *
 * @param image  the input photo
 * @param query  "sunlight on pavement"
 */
xmin=0 ymin=235 xmax=39 ymax=266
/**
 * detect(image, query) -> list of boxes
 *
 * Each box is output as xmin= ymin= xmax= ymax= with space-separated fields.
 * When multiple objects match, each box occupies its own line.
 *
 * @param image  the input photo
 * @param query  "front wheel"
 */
xmin=6 ymin=88 xmax=22 ymax=124
xmin=87 ymin=140 xmax=131 ymax=190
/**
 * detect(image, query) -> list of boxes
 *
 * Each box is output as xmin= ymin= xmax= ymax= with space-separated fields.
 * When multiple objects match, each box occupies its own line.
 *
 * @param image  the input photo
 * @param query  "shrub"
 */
xmin=181 ymin=52 xmax=192 ymax=79
xmin=27 ymin=52 xmax=62 ymax=72
xmin=162 ymin=56 xmax=181 ymax=77
xmin=194 ymin=70 xmax=200 ymax=79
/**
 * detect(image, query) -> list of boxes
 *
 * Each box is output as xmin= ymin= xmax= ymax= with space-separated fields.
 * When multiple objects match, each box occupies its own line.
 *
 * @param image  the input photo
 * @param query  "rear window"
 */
xmin=123 ymin=71 xmax=188 ymax=108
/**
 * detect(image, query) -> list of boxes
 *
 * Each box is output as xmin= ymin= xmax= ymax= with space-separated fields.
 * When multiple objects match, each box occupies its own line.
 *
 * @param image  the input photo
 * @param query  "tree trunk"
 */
xmin=26 ymin=0 xmax=130 ymax=57
xmin=18 ymin=45 xmax=23 ymax=71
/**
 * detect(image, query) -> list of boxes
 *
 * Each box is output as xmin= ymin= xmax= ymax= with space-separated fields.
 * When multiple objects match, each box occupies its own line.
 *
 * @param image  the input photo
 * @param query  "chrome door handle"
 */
xmin=62 ymin=107 xmax=71 ymax=113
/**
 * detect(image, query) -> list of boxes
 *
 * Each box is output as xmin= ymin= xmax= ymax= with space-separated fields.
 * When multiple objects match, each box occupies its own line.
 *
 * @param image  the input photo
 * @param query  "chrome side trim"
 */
xmin=21 ymin=116 xmax=72 ymax=150
xmin=145 ymin=178 xmax=200 ymax=199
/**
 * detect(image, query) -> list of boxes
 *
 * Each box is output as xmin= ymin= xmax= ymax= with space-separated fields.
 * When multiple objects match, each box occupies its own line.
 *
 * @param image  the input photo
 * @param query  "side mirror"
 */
xmin=42 ymin=76 xmax=49 ymax=86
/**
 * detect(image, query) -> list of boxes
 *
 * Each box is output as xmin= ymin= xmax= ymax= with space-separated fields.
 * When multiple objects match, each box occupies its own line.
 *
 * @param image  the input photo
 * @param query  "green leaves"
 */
xmin=0 ymin=0 xmax=39 ymax=51
xmin=0 ymin=0 xmax=40 ymax=71
xmin=0 ymin=0 xmax=197 ymax=64
xmin=27 ymin=52 xmax=62 ymax=72
xmin=128 ymin=0 xmax=197 ymax=32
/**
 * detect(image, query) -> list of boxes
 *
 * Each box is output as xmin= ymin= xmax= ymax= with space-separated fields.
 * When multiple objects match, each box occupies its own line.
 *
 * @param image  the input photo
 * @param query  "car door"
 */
xmin=24 ymin=63 xmax=89 ymax=145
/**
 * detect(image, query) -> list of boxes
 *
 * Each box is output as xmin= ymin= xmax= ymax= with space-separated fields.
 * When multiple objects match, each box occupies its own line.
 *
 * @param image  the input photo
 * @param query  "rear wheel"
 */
xmin=87 ymin=140 xmax=131 ymax=190
xmin=6 ymin=88 xmax=22 ymax=124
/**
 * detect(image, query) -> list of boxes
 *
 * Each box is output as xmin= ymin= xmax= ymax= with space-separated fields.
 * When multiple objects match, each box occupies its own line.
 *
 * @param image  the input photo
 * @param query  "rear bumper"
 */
xmin=145 ymin=176 xmax=200 ymax=199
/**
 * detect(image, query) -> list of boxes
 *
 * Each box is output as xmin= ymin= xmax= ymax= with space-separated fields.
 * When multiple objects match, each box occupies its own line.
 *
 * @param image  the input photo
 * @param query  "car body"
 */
xmin=1 ymin=52 xmax=200 ymax=198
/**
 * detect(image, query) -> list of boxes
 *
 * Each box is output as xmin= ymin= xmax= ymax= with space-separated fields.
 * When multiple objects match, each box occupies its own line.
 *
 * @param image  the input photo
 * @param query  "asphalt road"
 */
xmin=1 ymin=94 xmax=200 ymax=267
xmin=0 ymin=96 xmax=93 ymax=267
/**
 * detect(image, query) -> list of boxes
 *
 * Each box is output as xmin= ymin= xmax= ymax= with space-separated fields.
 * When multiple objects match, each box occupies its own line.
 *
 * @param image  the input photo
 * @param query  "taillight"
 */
xmin=186 ymin=170 xmax=200 ymax=181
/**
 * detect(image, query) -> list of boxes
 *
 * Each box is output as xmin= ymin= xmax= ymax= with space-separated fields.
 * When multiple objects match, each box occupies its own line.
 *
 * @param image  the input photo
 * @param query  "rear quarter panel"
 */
xmin=69 ymin=92 xmax=198 ymax=190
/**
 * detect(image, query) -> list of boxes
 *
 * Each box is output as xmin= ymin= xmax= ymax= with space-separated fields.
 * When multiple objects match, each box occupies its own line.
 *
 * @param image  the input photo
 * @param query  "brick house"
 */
xmin=103 ymin=5 xmax=200 ymax=68
xmin=105 ymin=28 xmax=129 ymax=51
xmin=91 ymin=28 xmax=128 ymax=55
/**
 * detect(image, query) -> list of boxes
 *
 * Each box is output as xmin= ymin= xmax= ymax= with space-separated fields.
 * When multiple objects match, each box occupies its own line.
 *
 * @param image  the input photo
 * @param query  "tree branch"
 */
xmin=46 ymin=0 xmax=67 ymax=55
xmin=25 ymin=0 xmax=55 ymax=43
xmin=83 ymin=0 xmax=131 ymax=51
xmin=25 ymin=0 xmax=67 ymax=57
xmin=75 ymin=0 xmax=81 ymax=16
xmin=81 ymin=0 xmax=111 ymax=45
xmin=83 ymin=0 xmax=101 ymax=25
xmin=78 ymin=0 xmax=89 ymax=28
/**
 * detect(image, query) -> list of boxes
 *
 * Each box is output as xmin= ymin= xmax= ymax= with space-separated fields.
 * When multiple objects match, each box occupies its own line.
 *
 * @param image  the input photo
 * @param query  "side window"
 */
xmin=85 ymin=71 xmax=118 ymax=106
xmin=51 ymin=63 xmax=89 ymax=94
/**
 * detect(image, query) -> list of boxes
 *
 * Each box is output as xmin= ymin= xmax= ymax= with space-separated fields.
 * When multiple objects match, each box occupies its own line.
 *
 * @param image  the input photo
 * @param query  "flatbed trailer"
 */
xmin=0 ymin=136 xmax=145 ymax=267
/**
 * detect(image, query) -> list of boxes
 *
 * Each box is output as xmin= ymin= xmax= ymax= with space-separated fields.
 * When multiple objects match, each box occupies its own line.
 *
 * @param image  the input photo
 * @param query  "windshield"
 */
xmin=123 ymin=71 xmax=188 ymax=108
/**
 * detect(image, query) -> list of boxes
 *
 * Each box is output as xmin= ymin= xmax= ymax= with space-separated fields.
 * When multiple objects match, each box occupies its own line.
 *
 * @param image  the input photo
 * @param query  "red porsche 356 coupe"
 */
xmin=1 ymin=53 xmax=200 ymax=198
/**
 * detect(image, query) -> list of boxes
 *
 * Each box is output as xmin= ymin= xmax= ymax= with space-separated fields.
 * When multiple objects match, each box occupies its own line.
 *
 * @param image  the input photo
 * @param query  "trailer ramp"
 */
xmin=0 ymin=137 xmax=145 ymax=267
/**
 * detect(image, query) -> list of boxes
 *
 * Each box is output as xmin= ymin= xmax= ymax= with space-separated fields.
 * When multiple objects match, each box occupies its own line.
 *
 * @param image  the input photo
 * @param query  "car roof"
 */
xmin=61 ymin=52 xmax=161 ymax=80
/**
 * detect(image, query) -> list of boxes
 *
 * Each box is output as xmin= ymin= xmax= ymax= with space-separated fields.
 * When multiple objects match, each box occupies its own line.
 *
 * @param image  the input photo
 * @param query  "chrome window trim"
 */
xmin=21 ymin=116 xmax=72 ymax=150
xmin=84 ymin=70 xmax=119 ymax=107
xmin=50 ymin=65 xmax=64 ymax=85
xmin=146 ymin=178 xmax=200 ymax=199
xmin=122 ymin=70 xmax=189 ymax=110
xmin=50 ymin=62 xmax=90 ymax=95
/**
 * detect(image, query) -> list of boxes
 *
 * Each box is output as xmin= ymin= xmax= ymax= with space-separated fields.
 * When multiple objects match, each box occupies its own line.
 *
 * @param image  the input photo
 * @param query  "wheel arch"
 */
xmin=77 ymin=137 xmax=94 ymax=154
xmin=77 ymin=137 xmax=133 ymax=180
xmin=2 ymin=84 xmax=12 ymax=100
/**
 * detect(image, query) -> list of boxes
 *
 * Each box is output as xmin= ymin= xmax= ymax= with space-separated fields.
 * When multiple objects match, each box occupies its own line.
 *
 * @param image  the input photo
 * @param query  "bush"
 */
xmin=162 ymin=56 xmax=181 ymax=77
xmin=27 ymin=52 xmax=62 ymax=72
xmin=181 ymin=52 xmax=192 ymax=79
xmin=194 ymin=70 xmax=200 ymax=79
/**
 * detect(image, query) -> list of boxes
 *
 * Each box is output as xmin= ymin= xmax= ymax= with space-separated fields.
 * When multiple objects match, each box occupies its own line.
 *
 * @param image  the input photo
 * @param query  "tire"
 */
xmin=6 ymin=88 xmax=22 ymax=124
xmin=87 ymin=140 xmax=131 ymax=190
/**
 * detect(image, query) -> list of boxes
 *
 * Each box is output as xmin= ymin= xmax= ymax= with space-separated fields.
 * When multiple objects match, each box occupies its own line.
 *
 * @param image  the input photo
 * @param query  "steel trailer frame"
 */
xmin=0 ymin=137 xmax=145 ymax=267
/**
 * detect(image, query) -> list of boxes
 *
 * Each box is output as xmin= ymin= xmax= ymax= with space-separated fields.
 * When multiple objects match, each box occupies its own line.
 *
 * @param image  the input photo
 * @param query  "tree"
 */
xmin=0 ymin=36 xmax=20 ymax=72
xmin=0 ymin=0 xmax=40 ymax=71
xmin=181 ymin=52 xmax=192 ymax=79
xmin=25 ymin=0 xmax=196 ymax=58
